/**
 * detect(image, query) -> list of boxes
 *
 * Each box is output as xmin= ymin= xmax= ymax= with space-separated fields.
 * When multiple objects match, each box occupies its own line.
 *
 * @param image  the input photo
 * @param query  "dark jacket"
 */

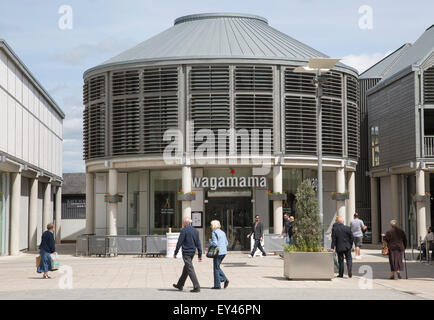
xmin=174 ymin=225 xmax=202 ymax=258
xmin=39 ymin=230 xmax=55 ymax=253
xmin=249 ymin=221 xmax=264 ymax=240
xmin=385 ymin=226 xmax=407 ymax=251
xmin=284 ymin=220 xmax=294 ymax=237
xmin=331 ymin=223 xmax=354 ymax=253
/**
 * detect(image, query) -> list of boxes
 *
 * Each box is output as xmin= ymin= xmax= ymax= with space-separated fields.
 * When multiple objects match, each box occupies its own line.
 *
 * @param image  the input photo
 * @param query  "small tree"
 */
xmin=285 ymin=179 xmax=323 ymax=252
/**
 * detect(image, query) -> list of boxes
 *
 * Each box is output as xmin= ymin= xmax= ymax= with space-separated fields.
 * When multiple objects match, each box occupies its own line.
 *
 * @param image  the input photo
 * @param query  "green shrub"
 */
xmin=284 ymin=179 xmax=324 ymax=253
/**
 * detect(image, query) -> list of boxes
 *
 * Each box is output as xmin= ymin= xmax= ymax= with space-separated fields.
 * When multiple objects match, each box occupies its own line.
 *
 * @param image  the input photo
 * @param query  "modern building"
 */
xmin=356 ymin=43 xmax=412 ymax=242
xmin=363 ymin=24 xmax=434 ymax=247
xmin=83 ymin=13 xmax=359 ymax=250
xmin=0 ymin=40 xmax=64 ymax=255
xmin=61 ymin=173 xmax=86 ymax=241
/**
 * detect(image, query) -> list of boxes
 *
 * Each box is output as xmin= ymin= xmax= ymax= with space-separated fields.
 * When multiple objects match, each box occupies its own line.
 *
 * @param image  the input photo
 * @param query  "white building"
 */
xmin=0 ymin=40 xmax=64 ymax=255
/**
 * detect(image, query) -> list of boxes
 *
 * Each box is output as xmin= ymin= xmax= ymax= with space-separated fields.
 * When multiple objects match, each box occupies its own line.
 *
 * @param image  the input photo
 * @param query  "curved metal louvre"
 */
xmin=424 ymin=65 xmax=434 ymax=104
xmin=143 ymin=67 xmax=178 ymax=154
xmin=284 ymin=68 xmax=344 ymax=157
xmin=347 ymin=75 xmax=359 ymax=159
xmin=234 ymin=66 xmax=274 ymax=155
xmin=189 ymin=66 xmax=230 ymax=155
xmin=111 ymin=70 xmax=140 ymax=155
xmin=83 ymin=75 xmax=106 ymax=159
xmin=284 ymin=67 xmax=316 ymax=155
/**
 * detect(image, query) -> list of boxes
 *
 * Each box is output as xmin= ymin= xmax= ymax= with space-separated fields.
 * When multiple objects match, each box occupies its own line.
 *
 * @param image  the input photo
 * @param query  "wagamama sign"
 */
xmin=192 ymin=176 xmax=267 ymax=191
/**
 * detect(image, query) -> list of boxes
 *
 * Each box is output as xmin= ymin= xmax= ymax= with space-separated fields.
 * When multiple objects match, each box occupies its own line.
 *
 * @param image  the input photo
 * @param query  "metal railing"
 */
xmin=424 ymin=136 xmax=434 ymax=157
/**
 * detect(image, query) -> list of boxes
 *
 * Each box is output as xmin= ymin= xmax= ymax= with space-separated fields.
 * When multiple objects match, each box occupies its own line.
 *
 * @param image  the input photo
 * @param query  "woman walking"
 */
xmin=210 ymin=220 xmax=229 ymax=289
xmin=37 ymin=223 xmax=57 ymax=279
xmin=384 ymin=220 xmax=407 ymax=280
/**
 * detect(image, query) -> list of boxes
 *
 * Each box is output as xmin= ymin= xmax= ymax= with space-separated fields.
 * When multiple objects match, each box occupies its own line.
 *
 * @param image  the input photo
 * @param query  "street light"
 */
xmin=293 ymin=58 xmax=340 ymax=244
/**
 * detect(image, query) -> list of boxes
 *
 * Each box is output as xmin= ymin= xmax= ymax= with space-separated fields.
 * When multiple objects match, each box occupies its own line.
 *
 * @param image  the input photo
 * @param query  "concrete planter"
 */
xmin=268 ymin=193 xmax=287 ymax=201
xmin=177 ymin=193 xmax=196 ymax=201
xmin=284 ymin=251 xmax=334 ymax=280
xmin=104 ymin=195 xmax=123 ymax=203
xmin=331 ymin=193 xmax=349 ymax=201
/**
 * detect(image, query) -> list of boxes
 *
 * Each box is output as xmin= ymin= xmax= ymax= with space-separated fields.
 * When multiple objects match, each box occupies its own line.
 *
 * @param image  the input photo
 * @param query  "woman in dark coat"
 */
xmin=37 ymin=223 xmax=57 ymax=279
xmin=384 ymin=220 xmax=407 ymax=280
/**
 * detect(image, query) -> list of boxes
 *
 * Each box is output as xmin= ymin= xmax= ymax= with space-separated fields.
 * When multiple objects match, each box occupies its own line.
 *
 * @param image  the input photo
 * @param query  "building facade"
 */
xmin=0 ymin=40 xmax=64 ymax=255
xmin=83 ymin=13 xmax=359 ymax=250
xmin=61 ymin=173 xmax=86 ymax=241
xmin=365 ymin=25 xmax=434 ymax=246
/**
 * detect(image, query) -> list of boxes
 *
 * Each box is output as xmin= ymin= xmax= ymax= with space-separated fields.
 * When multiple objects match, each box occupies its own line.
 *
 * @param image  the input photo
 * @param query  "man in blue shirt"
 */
xmin=173 ymin=216 xmax=202 ymax=293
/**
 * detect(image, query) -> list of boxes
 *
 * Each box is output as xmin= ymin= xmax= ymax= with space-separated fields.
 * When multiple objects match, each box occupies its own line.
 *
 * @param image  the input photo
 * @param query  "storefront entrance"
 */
xmin=205 ymin=192 xmax=253 ymax=251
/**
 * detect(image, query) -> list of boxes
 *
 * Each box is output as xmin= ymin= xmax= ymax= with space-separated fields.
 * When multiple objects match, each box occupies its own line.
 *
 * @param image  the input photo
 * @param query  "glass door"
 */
xmin=205 ymin=195 xmax=252 ymax=251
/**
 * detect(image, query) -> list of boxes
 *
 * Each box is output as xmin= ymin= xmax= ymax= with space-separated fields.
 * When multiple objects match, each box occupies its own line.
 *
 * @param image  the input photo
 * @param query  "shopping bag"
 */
xmin=333 ymin=252 xmax=339 ymax=268
xmin=206 ymin=245 xmax=219 ymax=258
xmin=35 ymin=255 xmax=41 ymax=268
xmin=50 ymin=253 xmax=60 ymax=270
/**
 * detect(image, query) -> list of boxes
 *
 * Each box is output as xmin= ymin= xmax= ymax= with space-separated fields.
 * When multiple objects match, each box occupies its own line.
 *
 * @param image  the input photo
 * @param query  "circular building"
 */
xmin=83 ymin=13 xmax=359 ymax=250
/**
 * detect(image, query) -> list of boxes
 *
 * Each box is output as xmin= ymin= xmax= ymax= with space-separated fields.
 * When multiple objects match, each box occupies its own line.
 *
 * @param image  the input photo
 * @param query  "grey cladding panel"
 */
xmin=367 ymin=73 xmax=415 ymax=168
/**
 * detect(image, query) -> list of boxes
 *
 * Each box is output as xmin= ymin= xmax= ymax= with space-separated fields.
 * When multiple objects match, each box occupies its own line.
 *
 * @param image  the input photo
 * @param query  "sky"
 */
xmin=0 ymin=0 xmax=433 ymax=173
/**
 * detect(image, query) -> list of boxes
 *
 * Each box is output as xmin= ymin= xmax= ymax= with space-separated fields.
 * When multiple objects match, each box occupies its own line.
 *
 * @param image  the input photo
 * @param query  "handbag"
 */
xmin=35 ymin=255 xmax=41 ymax=268
xmin=206 ymin=231 xmax=220 ymax=258
xmin=381 ymin=237 xmax=389 ymax=256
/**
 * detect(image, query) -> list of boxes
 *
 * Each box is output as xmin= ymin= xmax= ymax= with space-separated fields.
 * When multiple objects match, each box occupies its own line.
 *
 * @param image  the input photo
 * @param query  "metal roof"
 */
xmin=359 ymin=43 xmax=411 ymax=80
xmin=98 ymin=13 xmax=354 ymax=71
xmin=378 ymin=24 xmax=434 ymax=84
xmin=0 ymin=39 xmax=65 ymax=119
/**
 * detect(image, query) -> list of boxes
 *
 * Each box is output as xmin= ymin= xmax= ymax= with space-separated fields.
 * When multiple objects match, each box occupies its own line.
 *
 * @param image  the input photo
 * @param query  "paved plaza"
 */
xmin=0 ymin=245 xmax=432 ymax=300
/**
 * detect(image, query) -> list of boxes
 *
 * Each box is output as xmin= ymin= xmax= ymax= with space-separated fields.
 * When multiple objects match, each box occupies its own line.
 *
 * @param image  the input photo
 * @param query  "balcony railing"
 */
xmin=424 ymin=136 xmax=434 ymax=157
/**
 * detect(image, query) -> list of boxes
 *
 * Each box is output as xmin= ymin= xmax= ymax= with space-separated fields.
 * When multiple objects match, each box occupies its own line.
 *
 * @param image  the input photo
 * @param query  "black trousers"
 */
xmin=337 ymin=249 xmax=352 ymax=277
xmin=251 ymin=239 xmax=266 ymax=256
xmin=176 ymin=254 xmax=200 ymax=289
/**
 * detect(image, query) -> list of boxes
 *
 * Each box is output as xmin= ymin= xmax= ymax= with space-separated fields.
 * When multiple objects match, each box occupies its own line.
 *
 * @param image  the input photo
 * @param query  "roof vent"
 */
xmin=174 ymin=13 xmax=268 ymax=25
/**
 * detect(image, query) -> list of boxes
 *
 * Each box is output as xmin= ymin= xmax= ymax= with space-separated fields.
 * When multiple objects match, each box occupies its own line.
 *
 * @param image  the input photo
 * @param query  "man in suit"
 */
xmin=247 ymin=215 xmax=266 ymax=257
xmin=331 ymin=216 xmax=354 ymax=278
xmin=173 ymin=216 xmax=202 ymax=293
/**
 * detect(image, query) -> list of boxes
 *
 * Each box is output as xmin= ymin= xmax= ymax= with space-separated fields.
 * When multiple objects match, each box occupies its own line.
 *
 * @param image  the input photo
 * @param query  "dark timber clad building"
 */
xmin=83 ymin=13 xmax=359 ymax=250
xmin=359 ymin=24 xmax=434 ymax=246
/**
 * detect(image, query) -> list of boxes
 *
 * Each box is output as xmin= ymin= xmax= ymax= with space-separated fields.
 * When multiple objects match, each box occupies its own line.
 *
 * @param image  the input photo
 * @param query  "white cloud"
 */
xmin=341 ymin=51 xmax=393 ymax=74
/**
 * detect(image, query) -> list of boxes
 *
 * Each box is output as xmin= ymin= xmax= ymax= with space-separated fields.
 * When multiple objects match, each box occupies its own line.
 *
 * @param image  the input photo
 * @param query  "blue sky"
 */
xmin=1 ymin=0 xmax=433 ymax=173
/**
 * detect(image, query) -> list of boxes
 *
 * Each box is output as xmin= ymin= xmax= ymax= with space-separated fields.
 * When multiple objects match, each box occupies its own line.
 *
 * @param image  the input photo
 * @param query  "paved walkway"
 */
xmin=0 ymin=245 xmax=432 ymax=300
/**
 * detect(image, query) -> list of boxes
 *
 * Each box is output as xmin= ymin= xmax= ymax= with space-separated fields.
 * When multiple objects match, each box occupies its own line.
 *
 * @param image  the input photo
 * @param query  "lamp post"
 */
xmin=293 ymin=58 xmax=340 ymax=244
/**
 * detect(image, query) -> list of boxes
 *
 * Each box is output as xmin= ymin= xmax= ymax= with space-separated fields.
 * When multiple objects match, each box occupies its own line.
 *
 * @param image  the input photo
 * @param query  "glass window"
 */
xmin=127 ymin=172 xmax=140 ymax=235
xmin=371 ymin=126 xmax=380 ymax=167
xmin=150 ymin=170 xmax=182 ymax=235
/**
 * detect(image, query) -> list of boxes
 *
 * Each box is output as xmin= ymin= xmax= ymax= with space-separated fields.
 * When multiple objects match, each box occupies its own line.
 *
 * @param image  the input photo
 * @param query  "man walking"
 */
xmin=331 ymin=216 xmax=354 ymax=278
xmin=350 ymin=212 xmax=367 ymax=259
xmin=247 ymin=215 xmax=266 ymax=257
xmin=279 ymin=214 xmax=294 ymax=257
xmin=173 ymin=216 xmax=202 ymax=293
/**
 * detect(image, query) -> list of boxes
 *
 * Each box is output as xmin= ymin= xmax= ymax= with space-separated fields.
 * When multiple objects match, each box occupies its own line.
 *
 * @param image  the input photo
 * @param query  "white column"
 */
xmin=336 ymin=167 xmax=346 ymax=222
xmin=55 ymin=186 xmax=62 ymax=244
xmin=346 ymin=171 xmax=355 ymax=226
xmin=391 ymin=174 xmax=400 ymax=224
xmin=182 ymin=166 xmax=192 ymax=219
xmin=43 ymin=183 xmax=52 ymax=230
xmin=273 ymin=165 xmax=283 ymax=234
xmin=107 ymin=169 xmax=118 ymax=236
xmin=370 ymin=177 xmax=380 ymax=244
xmin=425 ymin=172 xmax=431 ymax=228
xmin=416 ymin=169 xmax=427 ymax=242
xmin=10 ymin=172 xmax=21 ymax=255
xmin=28 ymin=178 xmax=38 ymax=251
xmin=85 ymin=172 xmax=95 ymax=234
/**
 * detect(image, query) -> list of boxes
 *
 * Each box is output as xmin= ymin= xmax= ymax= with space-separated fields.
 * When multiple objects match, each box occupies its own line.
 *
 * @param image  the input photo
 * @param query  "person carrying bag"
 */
xmin=209 ymin=220 xmax=229 ymax=289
